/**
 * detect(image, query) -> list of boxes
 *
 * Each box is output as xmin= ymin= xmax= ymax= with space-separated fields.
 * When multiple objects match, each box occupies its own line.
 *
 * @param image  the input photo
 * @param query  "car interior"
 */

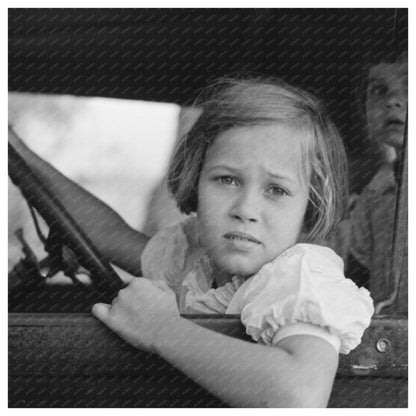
xmin=8 ymin=8 xmax=408 ymax=408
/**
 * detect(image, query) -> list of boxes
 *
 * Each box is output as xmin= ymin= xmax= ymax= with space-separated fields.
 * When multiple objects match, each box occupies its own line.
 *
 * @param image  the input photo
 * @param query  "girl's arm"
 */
xmin=156 ymin=316 xmax=338 ymax=407
xmin=92 ymin=278 xmax=339 ymax=408
xmin=9 ymin=127 xmax=149 ymax=275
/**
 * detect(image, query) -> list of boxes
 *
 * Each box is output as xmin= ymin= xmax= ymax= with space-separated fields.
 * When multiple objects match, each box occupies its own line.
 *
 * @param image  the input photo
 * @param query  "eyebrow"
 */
xmin=265 ymin=169 xmax=297 ymax=184
xmin=368 ymin=72 xmax=408 ymax=83
xmin=367 ymin=77 xmax=408 ymax=90
xmin=205 ymin=164 xmax=298 ymax=184
xmin=367 ymin=76 xmax=391 ymax=84
xmin=367 ymin=77 xmax=384 ymax=83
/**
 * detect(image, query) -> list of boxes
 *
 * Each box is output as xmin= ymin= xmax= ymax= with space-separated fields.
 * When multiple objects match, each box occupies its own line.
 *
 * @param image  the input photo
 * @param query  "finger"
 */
xmin=91 ymin=303 xmax=111 ymax=322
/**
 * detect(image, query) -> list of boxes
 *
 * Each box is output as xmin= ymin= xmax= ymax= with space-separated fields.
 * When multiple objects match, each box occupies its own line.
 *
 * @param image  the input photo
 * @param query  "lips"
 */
xmin=385 ymin=116 xmax=405 ymax=128
xmin=223 ymin=231 xmax=261 ymax=244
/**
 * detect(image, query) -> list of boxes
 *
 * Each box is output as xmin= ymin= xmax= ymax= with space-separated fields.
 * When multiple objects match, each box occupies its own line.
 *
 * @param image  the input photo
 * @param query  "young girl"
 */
xmin=9 ymin=77 xmax=374 ymax=407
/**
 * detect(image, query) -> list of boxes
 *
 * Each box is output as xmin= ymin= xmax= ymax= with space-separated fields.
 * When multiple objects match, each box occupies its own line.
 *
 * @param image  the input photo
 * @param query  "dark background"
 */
xmin=8 ymin=8 xmax=408 ymax=192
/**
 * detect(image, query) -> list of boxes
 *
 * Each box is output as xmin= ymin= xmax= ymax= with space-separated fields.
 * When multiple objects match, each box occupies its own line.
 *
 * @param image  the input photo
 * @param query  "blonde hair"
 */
xmin=168 ymin=76 xmax=349 ymax=243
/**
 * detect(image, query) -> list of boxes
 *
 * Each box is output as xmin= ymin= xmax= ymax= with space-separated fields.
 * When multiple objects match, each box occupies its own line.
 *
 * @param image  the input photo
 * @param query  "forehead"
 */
xmin=368 ymin=62 xmax=408 ymax=84
xmin=205 ymin=123 xmax=309 ymax=180
xmin=209 ymin=123 xmax=303 ymax=153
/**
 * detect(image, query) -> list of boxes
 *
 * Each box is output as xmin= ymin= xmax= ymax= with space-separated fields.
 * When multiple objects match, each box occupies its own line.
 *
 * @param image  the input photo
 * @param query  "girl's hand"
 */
xmin=92 ymin=278 xmax=180 ymax=353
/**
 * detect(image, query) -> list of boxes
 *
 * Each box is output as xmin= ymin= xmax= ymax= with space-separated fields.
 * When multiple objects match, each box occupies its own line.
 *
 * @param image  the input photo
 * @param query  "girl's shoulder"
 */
xmin=239 ymin=243 xmax=374 ymax=354
xmin=244 ymin=243 xmax=345 ymax=293
xmin=270 ymin=243 xmax=344 ymax=269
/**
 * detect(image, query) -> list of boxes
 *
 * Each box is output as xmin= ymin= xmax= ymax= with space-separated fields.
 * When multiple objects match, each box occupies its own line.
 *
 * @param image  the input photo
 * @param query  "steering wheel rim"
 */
xmin=8 ymin=141 xmax=124 ymax=300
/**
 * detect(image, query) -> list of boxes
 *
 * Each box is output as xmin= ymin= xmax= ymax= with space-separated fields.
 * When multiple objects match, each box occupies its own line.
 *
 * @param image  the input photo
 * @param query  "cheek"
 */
xmin=197 ymin=186 xmax=214 ymax=218
xmin=197 ymin=187 xmax=224 ymax=236
xmin=292 ymin=208 xmax=309 ymax=237
xmin=284 ymin=197 xmax=310 ymax=235
xmin=198 ymin=181 xmax=232 ymax=217
xmin=268 ymin=201 xmax=306 ymax=230
xmin=366 ymin=101 xmax=384 ymax=123
xmin=196 ymin=180 xmax=210 ymax=215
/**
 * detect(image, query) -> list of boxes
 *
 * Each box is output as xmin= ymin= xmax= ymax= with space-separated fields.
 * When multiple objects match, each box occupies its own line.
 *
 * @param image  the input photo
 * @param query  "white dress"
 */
xmin=141 ymin=217 xmax=374 ymax=355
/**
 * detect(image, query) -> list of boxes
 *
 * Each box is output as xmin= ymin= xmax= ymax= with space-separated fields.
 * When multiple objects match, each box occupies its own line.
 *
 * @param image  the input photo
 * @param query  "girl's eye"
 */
xmin=268 ymin=186 xmax=288 ymax=197
xmin=217 ymin=176 xmax=237 ymax=186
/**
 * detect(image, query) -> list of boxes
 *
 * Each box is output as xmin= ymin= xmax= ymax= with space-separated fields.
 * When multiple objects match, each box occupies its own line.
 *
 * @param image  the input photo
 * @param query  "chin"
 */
xmin=387 ymin=137 xmax=404 ymax=150
xmin=381 ymin=130 xmax=405 ymax=148
xmin=219 ymin=259 xmax=262 ymax=278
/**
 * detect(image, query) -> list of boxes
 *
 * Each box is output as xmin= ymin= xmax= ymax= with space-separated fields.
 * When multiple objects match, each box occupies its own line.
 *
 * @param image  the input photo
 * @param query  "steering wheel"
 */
xmin=8 ymin=139 xmax=125 ymax=301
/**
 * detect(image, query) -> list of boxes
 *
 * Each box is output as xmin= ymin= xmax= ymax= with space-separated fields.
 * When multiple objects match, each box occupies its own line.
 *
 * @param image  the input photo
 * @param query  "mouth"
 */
xmin=385 ymin=117 xmax=405 ymax=129
xmin=223 ymin=232 xmax=261 ymax=245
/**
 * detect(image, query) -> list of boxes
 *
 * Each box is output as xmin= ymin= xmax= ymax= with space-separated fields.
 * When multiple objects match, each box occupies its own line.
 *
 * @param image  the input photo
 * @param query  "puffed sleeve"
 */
xmin=141 ymin=220 xmax=189 ymax=291
xmin=240 ymin=244 xmax=374 ymax=354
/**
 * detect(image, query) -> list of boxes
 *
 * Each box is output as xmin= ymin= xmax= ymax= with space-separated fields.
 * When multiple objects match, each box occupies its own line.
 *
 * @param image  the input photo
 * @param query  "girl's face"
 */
xmin=366 ymin=61 xmax=408 ymax=151
xmin=197 ymin=123 xmax=310 ymax=280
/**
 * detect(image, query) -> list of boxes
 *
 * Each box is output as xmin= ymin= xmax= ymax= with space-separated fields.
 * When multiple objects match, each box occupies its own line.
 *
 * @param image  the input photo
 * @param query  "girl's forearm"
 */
xmin=154 ymin=316 xmax=300 ymax=407
xmin=9 ymin=131 xmax=149 ymax=275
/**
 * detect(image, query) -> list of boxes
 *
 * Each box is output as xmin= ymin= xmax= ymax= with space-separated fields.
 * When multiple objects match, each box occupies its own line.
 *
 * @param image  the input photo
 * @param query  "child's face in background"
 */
xmin=197 ymin=123 xmax=310 ymax=279
xmin=366 ymin=61 xmax=408 ymax=152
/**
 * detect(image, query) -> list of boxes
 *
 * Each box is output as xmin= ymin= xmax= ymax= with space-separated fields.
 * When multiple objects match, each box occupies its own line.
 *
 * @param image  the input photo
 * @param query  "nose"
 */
xmin=386 ymin=90 xmax=407 ymax=109
xmin=229 ymin=188 xmax=260 ymax=223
